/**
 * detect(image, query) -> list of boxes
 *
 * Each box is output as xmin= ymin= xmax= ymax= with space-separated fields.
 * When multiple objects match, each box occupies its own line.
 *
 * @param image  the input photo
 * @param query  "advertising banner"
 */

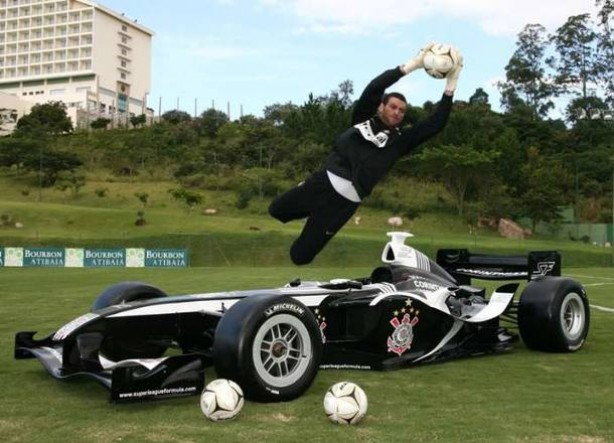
xmin=1 ymin=247 xmax=189 ymax=268
xmin=144 ymin=249 xmax=189 ymax=267
xmin=23 ymin=248 xmax=65 ymax=267
xmin=84 ymin=249 xmax=126 ymax=267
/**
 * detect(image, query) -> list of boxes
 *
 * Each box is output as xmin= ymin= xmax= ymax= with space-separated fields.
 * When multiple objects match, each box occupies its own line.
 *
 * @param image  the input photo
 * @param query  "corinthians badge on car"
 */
xmin=387 ymin=310 xmax=420 ymax=356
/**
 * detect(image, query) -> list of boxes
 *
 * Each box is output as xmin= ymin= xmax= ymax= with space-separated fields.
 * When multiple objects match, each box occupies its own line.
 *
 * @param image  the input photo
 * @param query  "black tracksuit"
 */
xmin=269 ymin=66 xmax=453 ymax=265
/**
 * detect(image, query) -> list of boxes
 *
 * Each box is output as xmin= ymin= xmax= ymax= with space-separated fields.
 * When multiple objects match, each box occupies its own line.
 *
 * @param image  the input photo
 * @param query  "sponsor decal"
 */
xmin=315 ymin=308 xmax=327 ymax=344
xmin=532 ymin=261 xmax=556 ymax=277
xmin=23 ymin=248 xmax=65 ymax=267
xmin=117 ymin=386 xmax=198 ymax=400
xmin=456 ymin=268 xmax=526 ymax=278
xmin=53 ymin=312 xmax=99 ymax=341
xmin=354 ymin=120 xmax=390 ymax=148
xmin=410 ymin=277 xmax=444 ymax=292
xmin=264 ymin=303 xmax=305 ymax=317
xmin=387 ymin=301 xmax=420 ymax=356
xmin=144 ymin=249 xmax=188 ymax=267
xmin=320 ymin=364 xmax=371 ymax=370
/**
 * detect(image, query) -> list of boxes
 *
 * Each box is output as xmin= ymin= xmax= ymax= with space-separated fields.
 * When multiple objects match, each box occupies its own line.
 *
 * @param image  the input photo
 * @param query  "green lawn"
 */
xmin=1 ymin=266 xmax=613 ymax=442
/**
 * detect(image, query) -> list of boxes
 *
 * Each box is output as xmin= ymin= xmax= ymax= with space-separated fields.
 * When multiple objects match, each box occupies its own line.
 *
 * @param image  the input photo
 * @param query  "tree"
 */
xmin=161 ymin=110 xmax=192 ymax=125
xmin=283 ymin=80 xmax=354 ymax=147
xmin=22 ymin=150 xmax=82 ymax=186
xmin=130 ymin=114 xmax=147 ymax=127
xmin=0 ymin=137 xmax=39 ymax=171
xmin=90 ymin=117 xmax=110 ymax=130
xmin=320 ymin=79 xmax=354 ymax=109
xmin=549 ymin=14 xmax=599 ymax=101
xmin=416 ymin=144 xmax=500 ymax=216
xmin=195 ymin=108 xmax=229 ymax=137
xmin=498 ymin=24 xmax=558 ymax=118
xmin=15 ymin=101 xmax=72 ymax=135
xmin=263 ymin=102 xmax=299 ymax=126
xmin=168 ymin=187 xmax=203 ymax=211
xmin=519 ymin=146 xmax=570 ymax=231
xmin=595 ymin=0 xmax=614 ymax=105
xmin=469 ymin=88 xmax=490 ymax=108
xmin=54 ymin=170 xmax=86 ymax=197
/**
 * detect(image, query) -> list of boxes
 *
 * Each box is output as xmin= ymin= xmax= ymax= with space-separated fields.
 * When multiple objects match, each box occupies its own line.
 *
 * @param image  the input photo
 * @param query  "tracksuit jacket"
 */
xmin=325 ymin=66 xmax=453 ymax=199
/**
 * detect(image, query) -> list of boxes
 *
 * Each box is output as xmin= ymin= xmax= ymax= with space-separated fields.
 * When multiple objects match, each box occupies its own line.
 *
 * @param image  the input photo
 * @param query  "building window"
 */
xmin=120 ymin=72 xmax=126 ymax=79
xmin=50 ymin=88 xmax=65 ymax=95
xmin=122 ymin=25 xmax=127 ymax=32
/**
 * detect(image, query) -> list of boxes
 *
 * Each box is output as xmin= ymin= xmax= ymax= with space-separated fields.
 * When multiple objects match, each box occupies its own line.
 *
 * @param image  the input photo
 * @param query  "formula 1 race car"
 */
xmin=15 ymin=232 xmax=590 ymax=403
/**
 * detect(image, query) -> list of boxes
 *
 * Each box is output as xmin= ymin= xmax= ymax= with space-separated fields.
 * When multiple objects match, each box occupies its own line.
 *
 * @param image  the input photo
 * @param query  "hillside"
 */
xmin=1 ymin=176 xmax=611 ymax=268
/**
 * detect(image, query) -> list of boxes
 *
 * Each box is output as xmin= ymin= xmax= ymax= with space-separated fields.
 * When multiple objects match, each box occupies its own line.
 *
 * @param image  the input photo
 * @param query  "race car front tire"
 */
xmin=91 ymin=281 xmax=167 ymax=311
xmin=518 ymin=277 xmax=589 ymax=352
xmin=213 ymin=294 xmax=323 ymax=402
xmin=92 ymin=282 xmax=168 ymax=360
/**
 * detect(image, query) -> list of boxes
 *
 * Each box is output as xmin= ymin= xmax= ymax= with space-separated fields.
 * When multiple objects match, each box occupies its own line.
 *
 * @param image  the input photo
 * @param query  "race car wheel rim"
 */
xmin=560 ymin=292 xmax=585 ymax=341
xmin=252 ymin=314 xmax=312 ymax=389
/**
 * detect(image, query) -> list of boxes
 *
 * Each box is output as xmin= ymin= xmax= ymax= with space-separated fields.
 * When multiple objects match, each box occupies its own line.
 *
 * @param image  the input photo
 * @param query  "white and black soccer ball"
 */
xmin=323 ymin=381 xmax=368 ymax=425
xmin=200 ymin=379 xmax=245 ymax=422
xmin=423 ymin=43 xmax=456 ymax=79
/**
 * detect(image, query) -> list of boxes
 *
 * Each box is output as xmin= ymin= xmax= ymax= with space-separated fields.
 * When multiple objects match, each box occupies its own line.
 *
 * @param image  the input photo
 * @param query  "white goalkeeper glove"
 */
xmin=400 ymin=42 xmax=435 ymax=75
xmin=444 ymin=46 xmax=464 ymax=94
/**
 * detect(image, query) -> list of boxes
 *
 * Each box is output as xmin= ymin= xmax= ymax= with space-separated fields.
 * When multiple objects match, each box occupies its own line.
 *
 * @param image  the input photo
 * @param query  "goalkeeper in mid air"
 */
xmin=269 ymin=43 xmax=463 ymax=265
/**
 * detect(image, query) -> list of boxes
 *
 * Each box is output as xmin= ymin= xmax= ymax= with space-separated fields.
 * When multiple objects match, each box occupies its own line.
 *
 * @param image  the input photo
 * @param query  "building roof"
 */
xmin=77 ymin=0 xmax=155 ymax=36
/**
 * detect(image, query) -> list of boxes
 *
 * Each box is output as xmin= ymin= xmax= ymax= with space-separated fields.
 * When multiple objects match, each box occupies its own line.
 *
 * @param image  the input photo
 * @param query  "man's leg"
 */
xmin=268 ymin=183 xmax=310 ymax=223
xmin=290 ymin=194 xmax=358 ymax=265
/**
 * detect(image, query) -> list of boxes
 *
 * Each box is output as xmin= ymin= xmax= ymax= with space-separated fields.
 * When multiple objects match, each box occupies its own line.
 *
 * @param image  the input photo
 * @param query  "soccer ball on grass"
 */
xmin=423 ymin=43 xmax=457 ymax=79
xmin=200 ymin=379 xmax=245 ymax=422
xmin=323 ymin=381 xmax=368 ymax=425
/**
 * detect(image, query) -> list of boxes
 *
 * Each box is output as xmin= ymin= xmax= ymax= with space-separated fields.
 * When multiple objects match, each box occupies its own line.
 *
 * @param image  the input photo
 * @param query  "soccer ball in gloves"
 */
xmin=423 ymin=43 xmax=457 ymax=79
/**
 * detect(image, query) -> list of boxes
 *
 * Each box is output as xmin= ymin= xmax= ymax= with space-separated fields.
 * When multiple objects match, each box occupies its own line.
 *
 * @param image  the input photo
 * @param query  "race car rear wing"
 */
xmin=436 ymin=249 xmax=561 ymax=285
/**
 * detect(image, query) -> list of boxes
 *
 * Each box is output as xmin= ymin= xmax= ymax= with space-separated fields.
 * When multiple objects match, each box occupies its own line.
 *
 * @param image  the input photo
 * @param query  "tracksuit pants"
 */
xmin=268 ymin=170 xmax=359 ymax=265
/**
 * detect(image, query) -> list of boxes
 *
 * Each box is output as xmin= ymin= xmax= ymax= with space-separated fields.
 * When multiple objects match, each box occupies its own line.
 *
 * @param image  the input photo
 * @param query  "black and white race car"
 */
xmin=15 ymin=232 xmax=590 ymax=403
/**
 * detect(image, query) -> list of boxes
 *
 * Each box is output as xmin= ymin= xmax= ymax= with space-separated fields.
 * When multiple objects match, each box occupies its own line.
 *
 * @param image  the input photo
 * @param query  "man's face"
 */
xmin=378 ymin=97 xmax=407 ymax=128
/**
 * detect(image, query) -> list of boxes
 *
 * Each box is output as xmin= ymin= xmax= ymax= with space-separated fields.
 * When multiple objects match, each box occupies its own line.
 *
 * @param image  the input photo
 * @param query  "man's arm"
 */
xmin=396 ymin=47 xmax=463 ymax=152
xmin=351 ymin=67 xmax=404 ymax=125
xmin=398 ymin=93 xmax=453 ymax=150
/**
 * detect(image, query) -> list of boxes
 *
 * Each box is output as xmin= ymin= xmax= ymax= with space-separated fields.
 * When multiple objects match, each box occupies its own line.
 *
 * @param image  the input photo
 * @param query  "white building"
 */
xmin=0 ymin=90 xmax=31 ymax=134
xmin=0 ymin=0 xmax=153 ymax=130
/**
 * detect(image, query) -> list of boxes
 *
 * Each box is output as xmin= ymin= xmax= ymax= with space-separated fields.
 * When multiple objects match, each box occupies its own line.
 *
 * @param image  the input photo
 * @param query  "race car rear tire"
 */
xmin=213 ymin=294 xmax=323 ymax=402
xmin=92 ymin=282 xmax=168 ymax=360
xmin=518 ymin=277 xmax=589 ymax=352
xmin=91 ymin=281 xmax=167 ymax=311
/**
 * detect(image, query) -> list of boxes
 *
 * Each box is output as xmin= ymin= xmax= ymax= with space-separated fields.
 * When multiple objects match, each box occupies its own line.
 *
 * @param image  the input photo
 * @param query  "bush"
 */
xmin=94 ymin=187 xmax=108 ymax=198
xmin=235 ymin=185 xmax=255 ymax=209
xmin=168 ymin=187 xmax=204 ymax=210
xmin=0 ymin=213 xmax=14 ymax=226
xmin=134 ymin=192 xmax=149 ymax=207
xmin=135 ymin=210 xmax=146 ymax=226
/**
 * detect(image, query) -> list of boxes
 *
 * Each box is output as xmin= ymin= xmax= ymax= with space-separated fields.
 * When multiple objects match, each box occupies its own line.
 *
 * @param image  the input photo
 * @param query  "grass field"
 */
xmin=1 ymin=266 xmax=613 ymax=443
